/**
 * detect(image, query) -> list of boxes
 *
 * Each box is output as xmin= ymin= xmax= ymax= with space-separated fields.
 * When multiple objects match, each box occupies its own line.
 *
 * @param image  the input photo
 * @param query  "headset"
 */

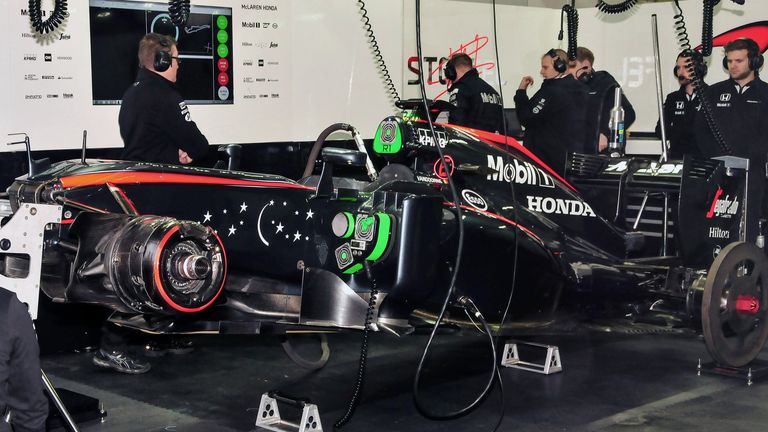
xmin=721 ymin=38 xmax=764 ymax=71
xmin=154 ymin=37 xmax=173 ymax=72
xmin=444 ymin=58 xmax=457 ymax=82
xmin=674 ymin=50 xmax=707 ymax=80
xmin=547 ymin=49 xmax=567 ymax=74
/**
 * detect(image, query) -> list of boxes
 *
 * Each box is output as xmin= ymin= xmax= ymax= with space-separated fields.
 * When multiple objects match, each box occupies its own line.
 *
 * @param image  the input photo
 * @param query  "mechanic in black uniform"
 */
xmin=119 ymin=33 xmax=209 ymax=164
xmin=695 ymin=38 xmax=768 ymax=242
xmin=655 ymin=50 xmax=708 ymax=159
xmin=0 ymin=288 xmax=48 ymax=432
xmin=515 ymin=49 xmax=586 ymax=175
xmin=445 ymin=53 xmax=505 ymax=133
xmin=96 ymin=33 xmax=202 ymax=374
xmin=568 ymin=47 xmax=636 ymax=154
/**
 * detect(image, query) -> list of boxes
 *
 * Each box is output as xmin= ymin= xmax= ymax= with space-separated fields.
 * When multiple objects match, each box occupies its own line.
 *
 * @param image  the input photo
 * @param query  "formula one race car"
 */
xmin=2 ymin=115 xmax=766 ymax=370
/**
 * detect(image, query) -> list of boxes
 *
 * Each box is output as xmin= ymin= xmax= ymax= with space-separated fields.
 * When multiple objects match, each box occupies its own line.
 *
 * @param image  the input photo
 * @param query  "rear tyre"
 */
xmin=702 ymin=242 xmax=768 ymax=367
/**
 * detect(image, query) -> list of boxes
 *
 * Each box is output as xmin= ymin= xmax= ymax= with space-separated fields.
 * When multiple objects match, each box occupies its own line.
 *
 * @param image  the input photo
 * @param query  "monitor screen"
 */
xmin=90 ymin=0 xmax=233 ymax=105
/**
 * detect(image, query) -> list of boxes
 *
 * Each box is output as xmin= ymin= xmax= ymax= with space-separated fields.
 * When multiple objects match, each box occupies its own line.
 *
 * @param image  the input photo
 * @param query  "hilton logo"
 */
xmin=708 ymin=227 xmax=730 ymax=239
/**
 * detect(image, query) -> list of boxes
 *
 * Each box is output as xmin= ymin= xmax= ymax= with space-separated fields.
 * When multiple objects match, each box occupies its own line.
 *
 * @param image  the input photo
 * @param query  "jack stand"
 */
xmin=254 ymin=392 xmax=322 ymax=432
xmin=697 ymin=358 xmax=768 ymax=386
xmin=501 ymin=341 xmax=562 ymax=375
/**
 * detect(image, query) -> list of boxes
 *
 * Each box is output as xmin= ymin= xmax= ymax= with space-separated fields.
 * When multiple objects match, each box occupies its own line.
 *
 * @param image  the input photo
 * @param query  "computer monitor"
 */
xmin=90 ymin=0 xmax=233 ymax=105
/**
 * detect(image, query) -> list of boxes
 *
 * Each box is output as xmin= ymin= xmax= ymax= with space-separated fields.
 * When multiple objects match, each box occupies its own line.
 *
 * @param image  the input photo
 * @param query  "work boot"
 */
xmin=144 ymin=338 xmax=195 ymax=357
xmin=92 ymin=349 xmax=151 ymax=374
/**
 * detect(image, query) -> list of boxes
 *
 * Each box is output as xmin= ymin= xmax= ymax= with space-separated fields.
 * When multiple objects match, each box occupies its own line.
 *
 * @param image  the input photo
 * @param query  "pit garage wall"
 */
xmin=0 ymin=0 xmax=404 ymax=151
xmin=1 ymin=0 xmax=766 ymax=154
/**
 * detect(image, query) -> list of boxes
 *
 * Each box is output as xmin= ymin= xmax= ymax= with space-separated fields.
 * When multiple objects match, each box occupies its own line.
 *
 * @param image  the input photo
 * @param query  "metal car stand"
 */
xmin=254 ymin=392 xmax=323 ymax=432
xmin=697 ymin=358 xmax=768 ymax=386
xmin=500 ymin=341 xmax=563 ymax=375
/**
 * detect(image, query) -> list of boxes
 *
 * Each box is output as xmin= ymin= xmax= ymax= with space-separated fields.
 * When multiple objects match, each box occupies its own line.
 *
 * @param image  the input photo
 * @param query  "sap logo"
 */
xmin=416 ymin=129 xmax=447 ymax=148
xmin=270 ymin=42 xmax=278 ymax=48
xmin=242 ymin=22 xmax=260 ymax=28
xmin=720 ymin=93 xmax=731 ymax=102
xmin=63 ymin=93 xmax=74 ymax=99
xmin=23 ymin=54 xmax=37 ymax=61
xmin=604 ymin=161 xmax=683 ymax=176
xmin=527 ymin=196 xmax=596 ymax=217
xmin=59 ymin=33 xmax=70 ymax=40
xmin=708 ymin=227 xmax=730 ymax=239
xmin=243 ymin=60 xmax=253 ymax=66
xmin=41 ymin=75 xmax=54 ymax=80
xmin=25 ymin=94 xmax=42 ymax=100
xmin=44 ymin=53 xmax=52 ymax=62
xmin=462 ymin=189 xmax=488 ymax=211
xmin=705 ymin=188 xmax=739 ymax=219
xmin=486 ymin=156 xmax=555 ymax=188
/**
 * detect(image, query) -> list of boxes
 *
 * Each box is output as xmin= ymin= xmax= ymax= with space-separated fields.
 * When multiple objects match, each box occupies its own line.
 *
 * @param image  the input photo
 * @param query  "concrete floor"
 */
xmin=41 ymin=328 xmax=768 ymax=432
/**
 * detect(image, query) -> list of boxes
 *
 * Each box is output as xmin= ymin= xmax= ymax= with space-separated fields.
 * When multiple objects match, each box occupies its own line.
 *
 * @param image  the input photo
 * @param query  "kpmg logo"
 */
xmin=416 ymin=128 xmax=447 ymax=148
xmin=23 ymin=53 xmax=37 ymax=61
xmin=243 ymin=59 xmax=253 ymax=66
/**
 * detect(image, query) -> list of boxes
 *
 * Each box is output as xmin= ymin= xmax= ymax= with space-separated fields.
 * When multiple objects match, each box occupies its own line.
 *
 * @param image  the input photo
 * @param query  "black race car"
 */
xmin=2 ymin=116 xmax=766 ymax=369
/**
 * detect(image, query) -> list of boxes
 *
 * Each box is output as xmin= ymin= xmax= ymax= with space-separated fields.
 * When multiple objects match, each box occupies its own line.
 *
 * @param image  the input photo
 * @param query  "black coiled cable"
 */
xmin=357 ymin=0 xmax=401 ymax=105
xmin=28 ymin=0 xmax=68 ymax=35
xmin=560 ymin=4 xmax=579 ymax=61
xmin=672 ymin=0 xmax=732 ymax=155
xmin=701 ymin=0 xmax=721 ymax=57
xmin=333 ymin=262 xmax=379 ymax=430
xmin=595 ymin=0 xmax=638 ymax=15
xmin=168 ymin=0 xmax=190 ymax=27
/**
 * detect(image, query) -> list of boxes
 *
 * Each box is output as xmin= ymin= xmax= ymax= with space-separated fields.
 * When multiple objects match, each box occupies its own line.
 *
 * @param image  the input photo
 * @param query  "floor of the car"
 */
xmin=41 ymin=329 xmax=768 ymax=431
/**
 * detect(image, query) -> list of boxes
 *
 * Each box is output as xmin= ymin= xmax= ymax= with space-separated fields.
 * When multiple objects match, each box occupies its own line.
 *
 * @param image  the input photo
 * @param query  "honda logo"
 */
xmin=720 ymin=93 xmax=731 ymax=102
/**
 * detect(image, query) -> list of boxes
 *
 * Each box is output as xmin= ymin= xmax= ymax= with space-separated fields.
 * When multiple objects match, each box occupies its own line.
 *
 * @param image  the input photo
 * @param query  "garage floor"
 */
xmin=41 ymin=327 xmax=768 ymax=432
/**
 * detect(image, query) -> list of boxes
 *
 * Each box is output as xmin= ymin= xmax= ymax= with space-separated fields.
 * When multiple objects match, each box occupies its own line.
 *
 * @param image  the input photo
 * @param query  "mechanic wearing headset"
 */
xmin=119 ymin=33 xmax=209 ymax=165
xmin=0 ymin=288 xmax=48 ymax=432
xmin=654 ymin=50 xmax=708 ymax=159
xmin=568 ymin=47 xmax=636 ymax=154
xmin=445 ymin=52 xmax=505 ymax=134
xmin=97 ymin=33 xmax=202 ymax=374
xmin=695 ymin=38 xmax=768 ymax=242
xmin=515 ymin=49 xmax=586 ymax=175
